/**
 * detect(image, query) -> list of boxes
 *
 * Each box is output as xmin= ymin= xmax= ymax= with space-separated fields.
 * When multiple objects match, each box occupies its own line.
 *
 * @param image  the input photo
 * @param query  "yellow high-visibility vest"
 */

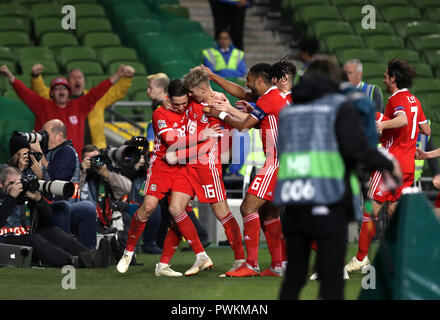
xmin=203 ymin=48 xmax=244 ymax=72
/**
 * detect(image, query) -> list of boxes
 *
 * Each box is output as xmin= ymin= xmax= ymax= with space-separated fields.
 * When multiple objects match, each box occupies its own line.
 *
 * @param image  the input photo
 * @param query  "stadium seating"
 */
xmin=107 ymin=61 xmax=146 ymax=75
xmin=76 ymin=18 xmax=112 ymax=39
xmin=59 ymin=47 xmax=97 ymax=66
xmin=66 ymin=61 xmax=104 ymax=75
xmin=324 ymin=34 xmax=364 ymax=54
xmin=338 ymin=48 xmax=382 ymax=64
xmin=0 ymin=17 xmax=28 ymax=33
xmin=0 ymin=32 xmax=31 ymax=49
xmin=34 ymin=18 xmax=64 ymax=40
xmin=312 ymin=21 xmax=353 ymax=39
xmin=382 ymin=49 xmax=421 ymax=64
xmin=364 ymin=35 xmax=405 ymax=50
xmin=40 ymin=32 xmax=78 ymax=49
xmin=20 ymin=60 xmax=59 ymax=75
xmin=82 ymin=32 xmax=121 ymax=49
xmin=31 ymin=3 xmax=62 ymax=20
xmin=362 ymin=62 xmax=387 ymax=78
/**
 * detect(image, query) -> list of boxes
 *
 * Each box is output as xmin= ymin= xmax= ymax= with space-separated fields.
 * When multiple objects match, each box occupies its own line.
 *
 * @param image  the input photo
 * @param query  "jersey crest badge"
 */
xmin=157 ymin=120 xmax=167 ymax=130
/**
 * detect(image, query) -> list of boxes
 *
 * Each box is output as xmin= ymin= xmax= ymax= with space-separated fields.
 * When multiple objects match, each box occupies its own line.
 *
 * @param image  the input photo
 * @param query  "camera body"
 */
xmin=27 ymin=151 xmax=43 ymax=163
xmin=126 ymin=136 xmax=149 ymax=157
xmin=21 ymin=175 xmax=40 ymax=193
xmin=90 ymin=154 xmax=107 ymax=170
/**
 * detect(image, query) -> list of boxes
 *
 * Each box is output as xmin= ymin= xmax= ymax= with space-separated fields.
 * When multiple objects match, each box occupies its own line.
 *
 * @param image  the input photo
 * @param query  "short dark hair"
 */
xmin=299 ymin=37 xmax=320 ymax=56
xmin=216 ymin=29 xmax=230 ymax=40
xmin=387 ymin=59 xmax=417 ymax=89
xmin=82 ymin=144 xmax=99 ymax=158
xmin=249 ymin=63 xmax=273 ymax=85
xmin=270 ymin=57 xmax=297 ymax=82
xmin=168 ymin=79 xmax=189 ymax=98
xmin=306 ymin=54 xmax=342 ymax=84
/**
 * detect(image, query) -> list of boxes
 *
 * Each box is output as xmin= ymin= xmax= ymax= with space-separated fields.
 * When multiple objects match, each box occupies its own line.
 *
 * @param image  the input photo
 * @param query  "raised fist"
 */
xmin=123 ymin=65 xmax=135 ymax=77
xmin=31 ymin=63 xmax=44 ymax=76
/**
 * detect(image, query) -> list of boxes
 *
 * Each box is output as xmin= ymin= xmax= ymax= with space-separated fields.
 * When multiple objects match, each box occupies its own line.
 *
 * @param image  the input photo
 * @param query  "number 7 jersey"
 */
xmin=383 ymin=89 xmax=427 ymax=173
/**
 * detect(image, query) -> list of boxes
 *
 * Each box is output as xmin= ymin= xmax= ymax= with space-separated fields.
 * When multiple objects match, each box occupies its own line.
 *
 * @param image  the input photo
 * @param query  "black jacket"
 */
xmin=291 ymin=74 xmax=394 ymax=214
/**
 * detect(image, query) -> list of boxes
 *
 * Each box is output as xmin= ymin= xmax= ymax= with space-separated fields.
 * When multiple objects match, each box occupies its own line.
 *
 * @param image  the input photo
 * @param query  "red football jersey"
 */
xmin=249 ymin=86 xmax=290 ymax=165
xmin=150 ymin=106 xmax=187 ymax=161
xmin=383 ymin=89 xmax=427 ymax=173
xmin=185 ymin=100 xmax=228 ymax=166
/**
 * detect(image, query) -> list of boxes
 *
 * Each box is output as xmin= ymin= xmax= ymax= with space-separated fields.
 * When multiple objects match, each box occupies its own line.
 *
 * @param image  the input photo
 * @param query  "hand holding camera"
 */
xmin=6 ymin=179 xmax=23 ymax=198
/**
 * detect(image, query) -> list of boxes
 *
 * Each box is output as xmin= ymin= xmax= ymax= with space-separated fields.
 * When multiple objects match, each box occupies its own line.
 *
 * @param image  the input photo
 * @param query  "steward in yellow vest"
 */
xmin=203 ymin=30 xmax=247 ymax=78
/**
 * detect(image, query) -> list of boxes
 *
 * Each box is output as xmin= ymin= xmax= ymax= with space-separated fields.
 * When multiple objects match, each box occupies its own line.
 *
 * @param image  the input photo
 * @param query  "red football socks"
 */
xmin=243 ymin=213 xmax=260 ymax=268
xmin=126 ymin=210 xmax=148 ymax=252
xmin=263 ymin=217 xmax=283 ymax=268
xmin=174 ymin=211 xmax=204 ymax=255
xmin=159 ymin=225 xmax=182 ymax=265
xmin=356 ymin=213 xmax=377 ymax=261
xmin=221 ymin=212 xmax=245 ymax=260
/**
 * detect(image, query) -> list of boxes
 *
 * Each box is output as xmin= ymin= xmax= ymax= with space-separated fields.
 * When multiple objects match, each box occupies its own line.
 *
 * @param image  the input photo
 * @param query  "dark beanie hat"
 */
xmin=9 ymin=134 xmax=30 ymax=157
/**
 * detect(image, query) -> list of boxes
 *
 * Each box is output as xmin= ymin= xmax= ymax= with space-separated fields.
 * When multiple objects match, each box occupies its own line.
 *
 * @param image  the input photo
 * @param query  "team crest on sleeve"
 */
xmin=69 ymin=115 xmax=78 ymax=125
xmin=157 ymin=120 xmax=167 ymax=129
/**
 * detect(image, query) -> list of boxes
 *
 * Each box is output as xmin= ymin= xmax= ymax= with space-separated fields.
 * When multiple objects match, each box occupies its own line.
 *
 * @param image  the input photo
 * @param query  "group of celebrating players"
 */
xmin=115 ymin=56 xmax=431 ymax=279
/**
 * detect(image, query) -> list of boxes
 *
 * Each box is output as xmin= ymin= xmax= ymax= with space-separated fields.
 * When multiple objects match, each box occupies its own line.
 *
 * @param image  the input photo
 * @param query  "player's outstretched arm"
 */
xmin=204 ymin=105 xmax=258 ymax=131
xmin=201 ymin=65 xmax=254 ymax=102
xmin=416 ymin=147 xmax=440 ymax=160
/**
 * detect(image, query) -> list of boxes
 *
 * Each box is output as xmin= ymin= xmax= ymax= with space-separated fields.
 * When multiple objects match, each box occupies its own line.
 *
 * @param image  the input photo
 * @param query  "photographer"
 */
xmin=0 ymin=166 xmax=110 ymax=268
xmin=119 ymin=136 xmax=162 ymax=254
xmin=30 ymin=119 xmax=97 ymax=249
xmin=80 ymin=144 xmax=132 ymax=233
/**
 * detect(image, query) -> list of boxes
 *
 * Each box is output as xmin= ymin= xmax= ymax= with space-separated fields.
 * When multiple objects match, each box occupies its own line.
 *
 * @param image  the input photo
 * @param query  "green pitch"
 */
xmin=0 ymin=242 xmax=377 ymax=300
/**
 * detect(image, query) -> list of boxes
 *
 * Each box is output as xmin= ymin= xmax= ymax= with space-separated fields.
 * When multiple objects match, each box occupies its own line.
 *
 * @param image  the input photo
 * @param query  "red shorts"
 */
xmin=247 ymin=165 xmax=278 ymax=202
xmin=144 ymin=158 xmax=194 ymax=200
xmin=183 ymin=164 xmax=226 ymax=203
xmin=368 ymin=170 xmax=414 ymax=203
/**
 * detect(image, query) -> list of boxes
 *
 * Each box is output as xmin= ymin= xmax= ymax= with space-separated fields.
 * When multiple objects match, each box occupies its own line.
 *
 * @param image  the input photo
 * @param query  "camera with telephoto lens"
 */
xmin=102 ymin=145 xmax=141 ymax=167
xmin=126 ymin=136 xmax=149 ymax=157
xmin=20 ymin=175 xmax=75 ymax=198
xmin=15 ymin=130 xmax=49 ymax=152
xmin=15 ymin=130 xmax=48 ymax=144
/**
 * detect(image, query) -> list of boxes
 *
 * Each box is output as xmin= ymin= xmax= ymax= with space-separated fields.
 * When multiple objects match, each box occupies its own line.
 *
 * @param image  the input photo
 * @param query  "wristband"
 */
xmin=219 ymin=111 xmax=229 ymax=121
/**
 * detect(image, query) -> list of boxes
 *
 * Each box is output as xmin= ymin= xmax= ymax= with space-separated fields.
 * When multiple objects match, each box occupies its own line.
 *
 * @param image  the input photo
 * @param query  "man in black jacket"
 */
xmin=276 ymin=55 xmax=402 ymax=300
xmin=0 ymin=165 xmax=110 ymax=268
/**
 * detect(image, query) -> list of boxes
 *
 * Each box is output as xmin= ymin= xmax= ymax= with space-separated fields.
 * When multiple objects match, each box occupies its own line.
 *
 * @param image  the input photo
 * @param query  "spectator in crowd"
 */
xmin=29 ymin=119 xmax=97 ymax=249
xmin=294 ymin=37 xmax=320 ymax=85
xmin=343 ymin=59 xmax=384 ymax=113
xmin=0 ymin=165 xmax=111 ymax=268
xmin=30 ymin=64 xmax=134 ymax=149
xmin=0 ymin=64 xmax=129 ymax=156
xmin=208 ymin=0 xmax=250 ymax=51
xmin=203 ymin=29 xmax=247 ymax=78
xmin=276 ymin=55 xmax=401 ymax=299
xmin=145 ymin=73 xmax=170 ymax=146
xmin=79 ymin=144 xmax=132 ymax=233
